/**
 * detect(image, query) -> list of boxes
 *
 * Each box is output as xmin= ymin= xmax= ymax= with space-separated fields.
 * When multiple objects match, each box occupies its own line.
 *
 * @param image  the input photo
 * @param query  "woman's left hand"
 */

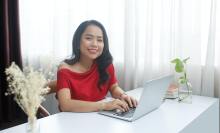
xmin=120 ymin=94 xmax=138 ymax=108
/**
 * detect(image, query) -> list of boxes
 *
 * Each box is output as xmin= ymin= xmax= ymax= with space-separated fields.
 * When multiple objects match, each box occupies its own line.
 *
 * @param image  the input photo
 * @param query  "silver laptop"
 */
xmin=98 ymin=75 xmax=173 ymax=122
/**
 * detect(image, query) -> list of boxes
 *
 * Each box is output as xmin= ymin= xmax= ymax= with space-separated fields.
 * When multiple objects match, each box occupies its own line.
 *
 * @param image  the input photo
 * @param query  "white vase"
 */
xmin=26 ymin=116 xmax=40 ymax=133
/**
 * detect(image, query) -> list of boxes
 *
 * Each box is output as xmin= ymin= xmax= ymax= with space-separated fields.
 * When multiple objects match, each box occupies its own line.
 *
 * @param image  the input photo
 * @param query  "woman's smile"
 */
xmin=88 ymin=48 xmax=98 ymax=54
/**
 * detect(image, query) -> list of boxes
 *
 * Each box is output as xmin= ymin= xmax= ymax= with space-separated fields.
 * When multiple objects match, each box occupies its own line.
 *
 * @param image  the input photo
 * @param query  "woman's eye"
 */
xmin=98 ymin=39 xmax=103 ymax=42
xmin=86 ymin=37 xmax=92 ymax=40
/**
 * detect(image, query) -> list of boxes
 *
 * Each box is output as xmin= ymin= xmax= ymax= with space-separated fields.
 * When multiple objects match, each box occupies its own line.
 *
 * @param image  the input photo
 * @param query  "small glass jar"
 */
xmin=178 ymin=81 xmax=192 ymax=103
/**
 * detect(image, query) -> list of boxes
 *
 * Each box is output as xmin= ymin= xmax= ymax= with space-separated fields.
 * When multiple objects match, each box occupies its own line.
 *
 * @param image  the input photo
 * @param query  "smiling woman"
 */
xmin=56 ymin=20 xmax=138 ymax=113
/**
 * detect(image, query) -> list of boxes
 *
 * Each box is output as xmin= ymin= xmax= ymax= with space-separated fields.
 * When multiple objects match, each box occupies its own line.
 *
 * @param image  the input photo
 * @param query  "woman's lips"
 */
xmin=88 ymin=49 xmax=98 ymax=54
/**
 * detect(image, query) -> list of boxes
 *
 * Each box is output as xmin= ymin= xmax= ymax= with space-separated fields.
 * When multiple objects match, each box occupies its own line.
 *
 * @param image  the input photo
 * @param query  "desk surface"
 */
xmin=1 ymin=88 xmax=219 ymax=133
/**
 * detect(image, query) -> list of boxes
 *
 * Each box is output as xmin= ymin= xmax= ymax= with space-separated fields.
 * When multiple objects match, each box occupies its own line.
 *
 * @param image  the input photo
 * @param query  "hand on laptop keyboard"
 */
xmin=104 ymin=99 xmax=129 ymax=112
xmin=115 ymin=107 xmax=136 ymax=114
xmin=114 ymin=107 xmax=136 ymax=117
xmin=119 ymin=93 xmax=138 ymax=108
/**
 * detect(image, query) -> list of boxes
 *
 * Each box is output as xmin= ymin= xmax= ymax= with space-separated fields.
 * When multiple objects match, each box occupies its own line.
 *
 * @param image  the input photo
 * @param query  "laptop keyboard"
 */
xmin=113 ymin=108 xmax=136 ymax=118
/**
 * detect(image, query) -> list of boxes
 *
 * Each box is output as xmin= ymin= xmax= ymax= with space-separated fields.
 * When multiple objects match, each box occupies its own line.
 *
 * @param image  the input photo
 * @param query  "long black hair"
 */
xmin=65 ymin=20 xmax=113 ymax=90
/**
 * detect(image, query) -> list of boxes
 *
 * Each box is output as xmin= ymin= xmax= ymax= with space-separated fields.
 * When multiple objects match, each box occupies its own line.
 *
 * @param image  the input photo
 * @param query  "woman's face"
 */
xmin=80 ymin=25 xmax=104 ymax=61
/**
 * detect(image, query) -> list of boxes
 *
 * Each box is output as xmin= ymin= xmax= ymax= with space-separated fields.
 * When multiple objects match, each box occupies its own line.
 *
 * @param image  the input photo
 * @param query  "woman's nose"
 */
xmin=91 ymin=40 xmax=98 ymax=47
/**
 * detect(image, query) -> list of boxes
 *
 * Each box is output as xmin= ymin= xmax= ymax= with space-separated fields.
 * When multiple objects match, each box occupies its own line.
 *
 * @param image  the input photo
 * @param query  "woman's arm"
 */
xmin=109 ymin=83 xmax=138 ymax=108
xmin=57 ymin=88 xmax=129 ymax=112
xmin=109 ymin=83 xmax=125 ymax=99
xmin=57 ymin=89 xmax=101 ymax=112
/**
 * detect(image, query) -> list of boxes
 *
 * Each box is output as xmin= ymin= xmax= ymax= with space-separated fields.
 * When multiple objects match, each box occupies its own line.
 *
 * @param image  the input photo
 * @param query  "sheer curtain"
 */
xmin=19 ymin=0 xmax=220 ymax=113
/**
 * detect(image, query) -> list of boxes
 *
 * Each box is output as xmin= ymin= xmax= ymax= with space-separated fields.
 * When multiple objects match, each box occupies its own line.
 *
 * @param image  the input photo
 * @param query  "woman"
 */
xmin=57 ymin=20 xmax=138 ymax=113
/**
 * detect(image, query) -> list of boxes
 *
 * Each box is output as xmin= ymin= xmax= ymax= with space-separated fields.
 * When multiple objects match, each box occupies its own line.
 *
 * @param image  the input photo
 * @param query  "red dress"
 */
xmin=57 ymin=63 xmax=117 ymax=101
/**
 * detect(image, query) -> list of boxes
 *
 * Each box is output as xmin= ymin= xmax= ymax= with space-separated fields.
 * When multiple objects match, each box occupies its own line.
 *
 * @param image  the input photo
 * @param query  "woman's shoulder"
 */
xmin=57 ymin=62 xmax=80 ymax=74
xmin=58 ymin=62 xmax=70 ymax=71
xmin=57 ymin=62 xmax=80 ymax=78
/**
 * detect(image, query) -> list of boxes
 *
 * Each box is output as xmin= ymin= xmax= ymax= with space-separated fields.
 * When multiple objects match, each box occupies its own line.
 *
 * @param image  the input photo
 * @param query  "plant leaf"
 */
xmin=171 ymin=58 xmax=184 ymax=73
xmin=179 ymin=78 xmax=186 ymax=84
xmin=171 ymin=58 xmax=181 ymax=63
xmin=175 ymin=62 xmax=184 ymax=73
xmin=183 ymin=57 xmax=190 ymax=63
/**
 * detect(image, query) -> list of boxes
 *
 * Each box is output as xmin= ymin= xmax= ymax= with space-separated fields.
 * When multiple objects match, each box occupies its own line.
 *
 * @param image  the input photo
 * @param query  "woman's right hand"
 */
xmin=104 ymin=99 xmax=129 ymax=112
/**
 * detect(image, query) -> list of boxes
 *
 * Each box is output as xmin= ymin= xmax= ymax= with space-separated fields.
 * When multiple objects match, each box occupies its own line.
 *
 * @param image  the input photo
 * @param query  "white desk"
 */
xmin=1 ymin=88 xmax=219 ymax=133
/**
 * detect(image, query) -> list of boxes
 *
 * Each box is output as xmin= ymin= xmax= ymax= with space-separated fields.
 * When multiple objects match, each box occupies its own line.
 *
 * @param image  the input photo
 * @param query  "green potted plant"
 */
xmin=171 ymin=57 xmax=192 ymax=103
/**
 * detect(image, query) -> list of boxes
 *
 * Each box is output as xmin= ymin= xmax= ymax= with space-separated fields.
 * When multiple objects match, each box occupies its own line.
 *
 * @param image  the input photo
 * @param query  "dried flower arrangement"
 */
xmin=5 ymin=62 xmax=50 ymax=132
